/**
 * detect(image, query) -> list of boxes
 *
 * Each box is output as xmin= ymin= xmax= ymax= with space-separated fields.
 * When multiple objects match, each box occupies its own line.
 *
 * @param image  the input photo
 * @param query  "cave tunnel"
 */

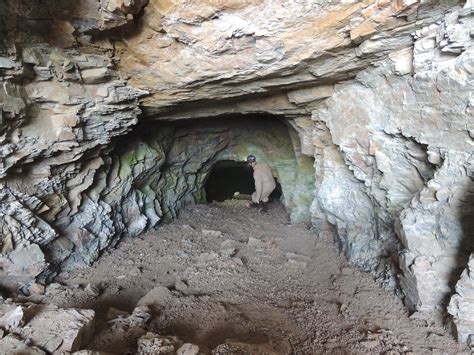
xmin=128 ymin=114 xmax=315 ymax=223
xmin=204 ymin=160 xmax=283 ymax=203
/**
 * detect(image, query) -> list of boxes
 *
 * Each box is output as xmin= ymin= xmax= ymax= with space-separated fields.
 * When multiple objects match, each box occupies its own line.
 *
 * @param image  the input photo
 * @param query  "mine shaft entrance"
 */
xmin=204 ymin=160 xmax=282 ymax=203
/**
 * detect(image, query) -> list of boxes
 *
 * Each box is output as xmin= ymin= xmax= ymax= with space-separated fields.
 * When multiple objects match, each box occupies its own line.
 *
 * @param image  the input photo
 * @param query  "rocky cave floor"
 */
xmin=15 ymin=200 xmax=469 ymax=354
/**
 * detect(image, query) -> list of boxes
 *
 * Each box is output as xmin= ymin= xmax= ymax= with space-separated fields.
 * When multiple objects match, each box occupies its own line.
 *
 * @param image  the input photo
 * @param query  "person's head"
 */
xmin=246 ymin=154 xmax=257 ymax=167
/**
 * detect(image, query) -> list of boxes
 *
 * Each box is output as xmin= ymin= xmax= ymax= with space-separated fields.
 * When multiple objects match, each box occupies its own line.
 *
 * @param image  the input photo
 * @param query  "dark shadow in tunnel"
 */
xmin=204 ymin=160 xmax=282 ymax=203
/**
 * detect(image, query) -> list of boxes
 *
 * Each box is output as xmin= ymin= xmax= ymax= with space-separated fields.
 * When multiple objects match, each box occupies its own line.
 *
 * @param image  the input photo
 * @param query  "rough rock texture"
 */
xmin=312 ymin=2 xmax=474 ymax=303
xmin=0 ymin=1 xmax=149 ymax=288
xmin=0 ymin=0 xmax=473 ymax=345
xmin=449 ymin=254 xmax=474 ymax=348
xmin=119 ymin=0 xmax=423 ymax=110
xmin=0 ymin=298 xmax=95 ymax=353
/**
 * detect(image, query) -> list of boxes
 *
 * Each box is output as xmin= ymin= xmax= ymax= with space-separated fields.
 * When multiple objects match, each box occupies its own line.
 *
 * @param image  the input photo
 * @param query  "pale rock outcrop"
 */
xmin=309 ymin=2 xmax=473 ymax=311
xmin=0 ymin=334 xmax=46 ymax=355
xmin=0 ymin=299 xmax=95 ymax=353
xmin=137 ymin=332 xmax=187 ymax=354
xmin=449 ymin=254 xmax=474 ymax=348
xmin=119 ymin=0 xmax=423 ymax=110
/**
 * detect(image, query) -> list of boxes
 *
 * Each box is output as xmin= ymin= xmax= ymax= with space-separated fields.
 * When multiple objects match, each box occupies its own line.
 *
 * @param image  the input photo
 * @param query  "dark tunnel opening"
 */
xmin=204 ymin=160 xmax=282 ymax=203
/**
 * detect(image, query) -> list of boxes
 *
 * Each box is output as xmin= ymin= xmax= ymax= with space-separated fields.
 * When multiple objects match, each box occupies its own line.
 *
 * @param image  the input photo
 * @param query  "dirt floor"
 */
xmin=38 ymin=200 xmax=467 ymax=354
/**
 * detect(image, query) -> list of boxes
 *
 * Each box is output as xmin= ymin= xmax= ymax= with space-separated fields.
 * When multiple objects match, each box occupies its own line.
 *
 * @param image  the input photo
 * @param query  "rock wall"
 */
xmin=309 ymin=2 xmax=473 ymax=343
xmin=0 ymin=0 xmax=473 ymax=345
xmin=449 ymin=254 xmax=474 ymax=347
xmin=0 ymin=0 xmax=150 ymax=287
xmin=312 ymin=2 xmax=473 ymax=309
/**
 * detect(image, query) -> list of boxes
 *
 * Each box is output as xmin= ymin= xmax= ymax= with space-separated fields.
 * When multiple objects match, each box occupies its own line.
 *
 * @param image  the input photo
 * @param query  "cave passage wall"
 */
xmin=0 ymin=0 xmax=473 ymax=345
xmin=0 ymin=113 xmax=314 ymax=289
xmin=123 ymin=116 xmax=315 ymax=223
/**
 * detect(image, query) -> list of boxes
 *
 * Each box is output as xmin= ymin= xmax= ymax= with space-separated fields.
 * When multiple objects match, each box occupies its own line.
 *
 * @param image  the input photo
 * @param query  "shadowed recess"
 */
xmin=204 ymin=160 xmax=283 ymax=202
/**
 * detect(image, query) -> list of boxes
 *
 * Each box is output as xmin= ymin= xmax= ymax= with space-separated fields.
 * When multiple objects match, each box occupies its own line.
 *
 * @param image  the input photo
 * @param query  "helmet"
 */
xmin=246 ymin=155 xmax=256 ymax=163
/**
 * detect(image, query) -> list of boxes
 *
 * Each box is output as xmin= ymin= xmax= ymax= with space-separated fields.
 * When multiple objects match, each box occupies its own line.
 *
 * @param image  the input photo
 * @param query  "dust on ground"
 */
xmin=41 ymin=200 xmax=467 ymax=353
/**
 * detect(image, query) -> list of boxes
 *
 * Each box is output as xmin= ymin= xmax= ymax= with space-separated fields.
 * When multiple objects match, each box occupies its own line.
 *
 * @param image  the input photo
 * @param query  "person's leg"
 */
xmin=260 ymin=184 xmax=275 ymax=203
xmin=251 ymin=191 xmax=259 ymax=203
xmin=247 ymin=192 xmax=260 ymax=208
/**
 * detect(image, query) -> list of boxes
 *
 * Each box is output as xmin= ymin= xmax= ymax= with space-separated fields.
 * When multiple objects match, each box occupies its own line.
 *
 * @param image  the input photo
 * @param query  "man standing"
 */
xmin=246 ymin=155 xmax=276 ymax=212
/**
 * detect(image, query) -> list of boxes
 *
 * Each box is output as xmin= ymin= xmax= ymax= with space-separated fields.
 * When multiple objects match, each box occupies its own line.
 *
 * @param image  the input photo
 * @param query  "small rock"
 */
xmin=130 ymin=306 xmax=152 ymax=325
xmin=85 ymin=284 xmax=100 ymax=297
xmin=0 ymin=306 xmax=24 ymax=329
xmin=359 ymin=340 xmax=380 ymax=350
xmin=177 ymin=343 xmax=200 ymax=355
xmin=175 ymin=279 xmax=189 ymax=293
xmin=29 ymin=282 xmax=46 ymax=296
xmin=467 ymin=334 xmax=474 ymax=349
xmin=137 ymin=332 xmax=183 ymax=354
xmin=202 ymin=229 xmax=223 ymax=238
xmin=0 ymin=333 xmax=46 ymax=354
xmin=18 ymin=282 xmax=45 ymax=297
xmin=129 ymin=267 xmax=142 ymax=277
xmin=20 ymin=305 xmax=95 ymax=353
xmin=339 ymin=303 xmax=348 ymax=313
xmin=45 ymin=283 xmax=65 ymax=293
xmin=287 ymin=259 xmax=307 ymax=267
xmin=219 ymin=248 xmax=237 ymax=258
xmin=176 ymin=251 xmax=190 ymax=258
xmin=137 ymin=287 xmax=172 ymax=308
xmin=212 ymin=340 xmax=280 ymax=354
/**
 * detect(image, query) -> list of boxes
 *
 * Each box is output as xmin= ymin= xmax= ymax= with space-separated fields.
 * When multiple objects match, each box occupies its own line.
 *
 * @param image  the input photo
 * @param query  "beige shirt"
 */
xmin=253 ymin=163 xmax=276 ymax=201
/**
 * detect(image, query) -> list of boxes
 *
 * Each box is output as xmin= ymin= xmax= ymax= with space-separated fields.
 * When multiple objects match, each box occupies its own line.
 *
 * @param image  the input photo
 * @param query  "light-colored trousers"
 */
xmin=251 ymin=183 xmax=275 ymax=203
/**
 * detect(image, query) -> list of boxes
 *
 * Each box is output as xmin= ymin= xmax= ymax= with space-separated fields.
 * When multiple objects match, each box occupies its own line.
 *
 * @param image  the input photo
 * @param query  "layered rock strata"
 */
xmin=0 ymin=0 xmax=473 ymax=345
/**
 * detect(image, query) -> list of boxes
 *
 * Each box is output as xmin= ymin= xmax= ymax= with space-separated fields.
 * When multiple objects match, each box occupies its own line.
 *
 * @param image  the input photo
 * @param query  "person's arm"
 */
xmin=254 ymin=170 xmax=263 ymax=202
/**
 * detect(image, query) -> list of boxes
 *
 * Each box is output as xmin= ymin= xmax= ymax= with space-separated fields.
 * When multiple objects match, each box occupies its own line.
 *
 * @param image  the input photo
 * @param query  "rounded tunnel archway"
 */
xmin=204 ymin=160 xmax=283 ymax=202
xmin=119 ymin=114 xmax=315 ymax=223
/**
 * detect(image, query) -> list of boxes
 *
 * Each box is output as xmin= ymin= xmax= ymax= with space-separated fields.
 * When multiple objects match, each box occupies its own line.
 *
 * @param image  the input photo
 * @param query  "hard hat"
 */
xmin=246 ymin=155 xmax=256 ymax=163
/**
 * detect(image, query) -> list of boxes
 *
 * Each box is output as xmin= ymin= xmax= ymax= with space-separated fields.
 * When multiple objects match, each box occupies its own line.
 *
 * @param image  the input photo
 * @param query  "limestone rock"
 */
xmin=137 ymin=332 xmax=184 ymax=354
xmin=310 ymin=2 xmax=474 ymax=301
xmin=0 ymin=333 xmax=46 ymax=355
xmin=0 ymin=243 xmax=47 ymax=290
xmin=448 ymin=254 xmax=474 ymax=347
xmin=287 ymin=86 xmax=335 ymax=105
xmin=0 ymin=187 xmax=56 ymax=248
xmin=21 ymin=306 xmax=95 ymax=353
xmin=0 ymin=305 xmax=24 ymax=329
xmin=137 ymin=286 xmax=173 ymax=309
xmin=177 ymin=343 xmax=200 ymax=355
xmin=0 ymin=300 xmax=95 ymax=353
